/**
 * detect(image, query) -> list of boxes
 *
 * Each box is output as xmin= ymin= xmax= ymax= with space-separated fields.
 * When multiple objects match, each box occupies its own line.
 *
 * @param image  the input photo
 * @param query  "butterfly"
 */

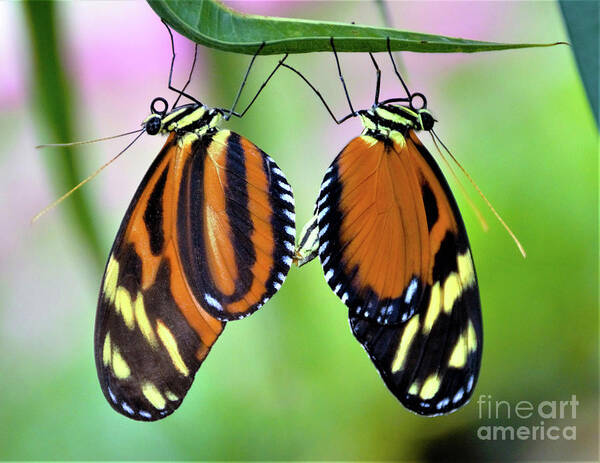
xmin=94 ymin=27 xmax=295 ymax=421
xmin=288 ymin=39 xmax=482 ymax=416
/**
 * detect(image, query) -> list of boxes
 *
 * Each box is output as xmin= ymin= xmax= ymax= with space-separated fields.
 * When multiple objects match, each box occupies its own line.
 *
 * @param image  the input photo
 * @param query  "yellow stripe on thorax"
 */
xmin=374 ymin=107 xmax=415 ymax=125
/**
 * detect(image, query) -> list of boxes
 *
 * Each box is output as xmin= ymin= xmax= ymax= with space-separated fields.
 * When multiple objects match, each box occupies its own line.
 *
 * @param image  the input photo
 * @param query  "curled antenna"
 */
xmin=32 ymin=129 xmax=146 ymax=224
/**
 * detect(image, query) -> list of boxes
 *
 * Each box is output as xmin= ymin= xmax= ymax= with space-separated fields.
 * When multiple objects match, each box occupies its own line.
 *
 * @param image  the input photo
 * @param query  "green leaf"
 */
xmin=148 ymin=0 xmax=565 ymax=55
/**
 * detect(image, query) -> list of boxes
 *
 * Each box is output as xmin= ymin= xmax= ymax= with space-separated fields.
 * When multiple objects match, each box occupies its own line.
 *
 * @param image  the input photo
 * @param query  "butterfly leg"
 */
xmin=368 ymin=52 xmax=381 ymax=106
xmin=161 ymin=19 xmax=202 ymax=106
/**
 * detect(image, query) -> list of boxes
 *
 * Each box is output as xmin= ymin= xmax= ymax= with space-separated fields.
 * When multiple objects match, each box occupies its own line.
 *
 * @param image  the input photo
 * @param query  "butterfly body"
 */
xmin=312 ymin=101 xmax=482 ymax=416
xmin=95 ymin=100 xmax=295 ymax=421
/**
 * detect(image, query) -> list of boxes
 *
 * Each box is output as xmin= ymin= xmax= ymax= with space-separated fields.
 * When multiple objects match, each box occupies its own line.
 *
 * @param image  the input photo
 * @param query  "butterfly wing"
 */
xmin=316 ymin=132 xmax=482 ymax=415
xmin=95 ymin=130 xmax=294 ymax=421
xmin=175 ymin=130 xmax=295 ymax=320
xmin=95 ymin=133 xmax=224 ymax=421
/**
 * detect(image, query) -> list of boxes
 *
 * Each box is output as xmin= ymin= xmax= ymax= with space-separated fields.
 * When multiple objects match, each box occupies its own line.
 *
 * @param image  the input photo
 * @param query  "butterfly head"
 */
xmin=143 ymin=97 xmax=223 ymax=137
xmin=360 ymin=99 xmax=436 ymax=143
xmin=143 ymin=97 xmax=170 ymax=135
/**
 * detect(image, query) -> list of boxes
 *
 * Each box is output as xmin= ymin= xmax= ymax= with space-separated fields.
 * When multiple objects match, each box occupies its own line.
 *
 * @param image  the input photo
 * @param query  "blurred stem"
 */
xmin=374 ymin=0 xmax=393 ymax=28
xmin=23 ymin=1 xmax=105 ymax=269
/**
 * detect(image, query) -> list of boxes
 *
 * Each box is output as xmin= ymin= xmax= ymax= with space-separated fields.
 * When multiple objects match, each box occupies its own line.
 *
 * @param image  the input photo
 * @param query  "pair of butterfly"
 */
xmin=89 ymin=27 xmax=483 ymax=421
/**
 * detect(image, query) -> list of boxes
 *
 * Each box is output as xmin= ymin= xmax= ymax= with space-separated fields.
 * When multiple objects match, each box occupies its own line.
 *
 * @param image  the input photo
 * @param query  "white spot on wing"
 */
xmin=108 ymin=387 xmax=117 ymax=404
xmin=277 ymin=272 xmax=285 ymax=282
xmin=436 ymin=398 xmax=450 ymax=410
xmin=121 ymin=402 xmax=134 ymax=415
xmin=278 ymin=180 xmax=292 ymax=192
xmin=467 ymin=375 xmax=474 ymax=392
xmin=204 ymin=293 xmax=222 ymax=310
xmin=452 ymin=388 xmax=465 ymax=404
xmin=334 ymin=283 xmax=342 ymax=293
xmin=322 ymin=255 xmax=330 ymax=267
xmin=273 ymin=281 xmax=281 ymax=290
xmin=280 ymin=193 xmax=294 ymax=205
xmin=404 ymin=278 xmax=418 ymax=304
xmin=318 ymin=206 xmax=330 ymax=221
xmin=139 ymin=410 xmax=152 ymax=419
xmin=318 ymin=195 xmax=328 ymax=208
xmin=321 ymin=178 xmax=332 ymax=190
xmin=282 ymin=256 xmax=292 ymax=266
xmin=342 ymin=293 xmax=349 ymax=303
xmin=284 ymin=226 xmax=295 ymax=237
xmin=284 ymin=241 xmax=294 ymax=252
xmin=318 ymin=224 xmax=329 ymax=237
xmin=272 ymin=166 xmax=284 ymax=177
xmin=318 ymin=241 xmax=329 ymax=255
xmin=325 ymin=269 xmax=334 ymax=282
xmin=283 ymin=210 xmax=295 ymax=222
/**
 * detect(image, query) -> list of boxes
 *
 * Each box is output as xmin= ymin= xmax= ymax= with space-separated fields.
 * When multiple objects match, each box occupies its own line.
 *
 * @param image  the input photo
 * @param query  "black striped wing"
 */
xmin=95 ymin=129 xmax=294 ymax=421
xmin=315 ymin=132 xmax=482 ymax=415
xmin=175 ymin=129 xmax=295 ymax=321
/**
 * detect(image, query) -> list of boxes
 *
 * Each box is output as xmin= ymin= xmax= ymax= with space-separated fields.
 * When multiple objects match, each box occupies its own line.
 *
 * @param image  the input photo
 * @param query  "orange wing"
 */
xmin=316 ymin=131 xmax=481 ymax=415
xmin=95 ymin=129 xmax=294 ymax=421
xmin=175 ymin=130 xmax=295 ymax=321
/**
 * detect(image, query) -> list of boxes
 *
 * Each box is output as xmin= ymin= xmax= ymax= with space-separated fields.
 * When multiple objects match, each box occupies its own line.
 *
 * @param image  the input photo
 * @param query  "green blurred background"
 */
xmin=0 ymin=1 xmax=597 ymax=461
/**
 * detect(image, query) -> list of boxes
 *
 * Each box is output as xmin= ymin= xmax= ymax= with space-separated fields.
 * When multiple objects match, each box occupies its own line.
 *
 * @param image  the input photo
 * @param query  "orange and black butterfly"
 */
xmin=289 ymin=39 xmax=482 ymax=416
xmin=93 ymin=27 xmax=295 ymax=421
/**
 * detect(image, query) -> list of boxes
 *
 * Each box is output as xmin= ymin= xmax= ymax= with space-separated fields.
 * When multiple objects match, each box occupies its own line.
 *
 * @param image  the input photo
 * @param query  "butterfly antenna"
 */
xmin=431 ymin=130 xmax=526 ymax=258
xmin=36 ymin=128 xmax=144 ymax=149
xmin=429 ymin=134 xmax=489 ymax=231
xmin=32 ymin=130 xmax=146 ymax=224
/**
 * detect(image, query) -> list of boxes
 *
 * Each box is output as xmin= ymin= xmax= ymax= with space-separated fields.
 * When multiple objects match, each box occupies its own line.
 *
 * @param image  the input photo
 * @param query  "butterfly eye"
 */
xmin=145 ymin=115 xmax=162 ymax=135
xmin=420 ymin=111 xmax=435 ymax=131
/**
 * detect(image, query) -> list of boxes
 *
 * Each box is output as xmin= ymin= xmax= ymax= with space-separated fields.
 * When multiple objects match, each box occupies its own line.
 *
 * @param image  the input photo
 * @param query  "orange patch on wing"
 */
xmin=164 ymin=241 xmax=223 ymax=345
xmin=405 ymin=130 xmax=459 ymax=282
xmin=202 ymin=133 xmax=239 ymax=296
xmin=226 ymin=136 xmax=274 ymax=313
xmin=123 ymin=134 xmax=223 ymax=347
xmin=124 ymin=134 xmax=177 ymax=290
xmin=336 ymin=136 xmax=430 ymax=299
